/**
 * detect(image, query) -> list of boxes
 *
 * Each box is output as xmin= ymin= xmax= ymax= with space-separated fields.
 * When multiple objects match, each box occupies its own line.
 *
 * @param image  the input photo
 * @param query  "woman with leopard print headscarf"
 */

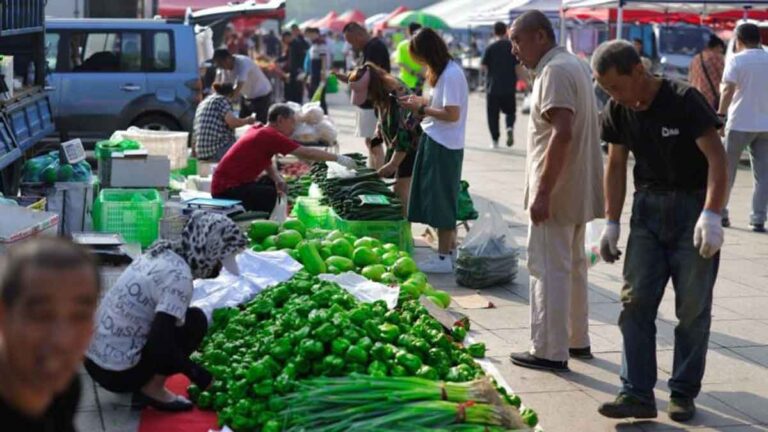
xmin=85 ymin=212 xmax=247 ymax=412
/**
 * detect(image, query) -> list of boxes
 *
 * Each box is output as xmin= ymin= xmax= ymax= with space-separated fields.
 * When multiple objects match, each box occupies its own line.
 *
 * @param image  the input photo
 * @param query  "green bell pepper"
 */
xmin=451 ymin=325 xmax=468 ymax=342
xmin=395 ymin=351 xmax=423 ymax=373
xmin=415 ymin=365 xmax=439 ymax=380
xmin=331 ymin=338 xmax=352 ymax=356
xmin=314 ymin=322 xmax=338 ymax=343
xmin=468 ymin=342 xmax=486 ymax=358
xmin=367 ymin=360 xmax=388 ymax=377
xmin=298 ymin=339 xmax=325 ymax=359
xmin=371 ymin=342 xmax=396 ymax=361
xmin=378 ymin=323 xmax=400 ymax=343
xmin=345 ymin=345 xmax=369 ymax=364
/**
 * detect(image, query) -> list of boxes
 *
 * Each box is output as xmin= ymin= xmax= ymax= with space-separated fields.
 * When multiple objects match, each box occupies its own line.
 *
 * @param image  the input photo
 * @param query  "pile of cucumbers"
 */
xmin=310 ymin=154 xmax=405 ymax=221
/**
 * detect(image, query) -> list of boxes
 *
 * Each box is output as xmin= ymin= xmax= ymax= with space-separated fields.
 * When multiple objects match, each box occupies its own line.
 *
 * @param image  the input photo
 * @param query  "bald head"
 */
xmin=512 ymin=10 xmax=556 ymax=43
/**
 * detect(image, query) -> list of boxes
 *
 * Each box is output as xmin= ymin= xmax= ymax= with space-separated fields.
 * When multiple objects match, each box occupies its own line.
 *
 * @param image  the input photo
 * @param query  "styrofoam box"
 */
xmin=0 ymin=206 xmax=59 ymax=252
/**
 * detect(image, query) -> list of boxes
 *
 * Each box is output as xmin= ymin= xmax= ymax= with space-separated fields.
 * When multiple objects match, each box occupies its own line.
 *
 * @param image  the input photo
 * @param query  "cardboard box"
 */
xmin=109 ymin=156 xmax=170 ymax=188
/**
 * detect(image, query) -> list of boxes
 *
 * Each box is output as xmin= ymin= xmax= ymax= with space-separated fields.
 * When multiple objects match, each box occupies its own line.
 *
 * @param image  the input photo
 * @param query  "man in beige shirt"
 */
xmin=509 ymin=11 xmax=604 ymax=371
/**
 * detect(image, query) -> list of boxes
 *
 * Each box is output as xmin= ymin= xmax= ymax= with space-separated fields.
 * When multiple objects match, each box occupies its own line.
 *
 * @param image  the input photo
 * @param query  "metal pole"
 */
xmin=560 ymin=7 xmax=567 ymax=47
xmin=616 ymin=0 xmax=624 ymax=40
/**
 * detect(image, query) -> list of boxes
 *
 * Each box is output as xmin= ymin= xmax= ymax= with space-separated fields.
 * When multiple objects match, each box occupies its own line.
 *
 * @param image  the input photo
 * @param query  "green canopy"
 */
xmin=388 ymin=11 xmax=450 ymax=30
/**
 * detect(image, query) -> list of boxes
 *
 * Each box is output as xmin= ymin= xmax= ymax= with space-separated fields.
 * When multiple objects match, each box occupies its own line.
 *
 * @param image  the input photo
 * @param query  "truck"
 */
xmin=0 ymin=0 xmax=56 ymax=195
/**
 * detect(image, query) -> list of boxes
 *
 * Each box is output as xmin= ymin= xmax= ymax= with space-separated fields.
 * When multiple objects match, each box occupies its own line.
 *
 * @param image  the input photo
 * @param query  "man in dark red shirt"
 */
xmin=212 ymin=103 xmax=357 ymax=212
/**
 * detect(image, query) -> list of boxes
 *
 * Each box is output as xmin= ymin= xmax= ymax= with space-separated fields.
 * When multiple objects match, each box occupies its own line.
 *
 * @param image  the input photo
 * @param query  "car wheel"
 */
xmin=131 ymin=114 xmax=180 ymax=131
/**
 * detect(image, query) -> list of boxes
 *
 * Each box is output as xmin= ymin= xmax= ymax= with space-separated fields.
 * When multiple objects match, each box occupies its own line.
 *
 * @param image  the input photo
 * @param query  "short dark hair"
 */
xmin=736 ymin=23 xmax=761 ymax=45
xmin=305 ymin=27 xmax=319 ymax=35
xmin=268 ymin=103 xmax=295 ymax=123
xmin=493 ymin=21 xmax=508 ymax=36
xmin=290 ymin=24 xmax=300 ymax=31
xmin=633 ymin=38 xmax=643 ymax=45
xmin=0 ymin=237 xmax=100 ymax=307
xmin=343 ymin=22 xmax=366 ymax=34
xmin=281 ymin=31 xmax=291 ymax=39
xmin=591 ymin=39 xmax=641 ymax=76
xmin=513 ymin=11 xmax=556 ymax=42
xmin=212 ymin=48 xmax=232 ymax=62
xmin=708 ymin=34 xmax=725 ymax=50
xmin=408 ymin=23 xmax=422 ymax=35
xmin=212 ymin=82 xmax=235 ymax=96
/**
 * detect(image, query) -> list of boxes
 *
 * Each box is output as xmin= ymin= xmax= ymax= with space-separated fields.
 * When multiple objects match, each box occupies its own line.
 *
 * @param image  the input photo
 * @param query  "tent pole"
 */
xmin=616 ymin=0 xmax=624 ymax=40
xmin=560 ymin=8 xmax=567 ymax=46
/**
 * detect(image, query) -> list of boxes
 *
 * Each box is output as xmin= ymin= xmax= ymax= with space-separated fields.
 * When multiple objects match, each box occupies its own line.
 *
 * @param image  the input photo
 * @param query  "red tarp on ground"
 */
xmin=374 ymin=5 xmax=410 ymax=32
xmin=137 ymin=375 xmax=218 ymax=432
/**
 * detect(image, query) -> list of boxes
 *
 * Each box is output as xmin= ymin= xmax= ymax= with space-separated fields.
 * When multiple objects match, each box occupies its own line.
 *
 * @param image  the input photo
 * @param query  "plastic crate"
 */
xmin=294 ymin=196 xmax=331 ymax=229
xmin=329 ymin=209 xmax=413 ymax=253
xmin=113 ymin=127 xmax=188 ymax=170
xmin=93 ymin=189 xmax=163 ymax=248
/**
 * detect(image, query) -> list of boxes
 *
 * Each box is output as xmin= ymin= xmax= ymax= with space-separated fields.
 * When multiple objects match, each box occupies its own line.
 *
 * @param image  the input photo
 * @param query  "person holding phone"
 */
xmin=398 ymin=28 xmax=469 ymax=274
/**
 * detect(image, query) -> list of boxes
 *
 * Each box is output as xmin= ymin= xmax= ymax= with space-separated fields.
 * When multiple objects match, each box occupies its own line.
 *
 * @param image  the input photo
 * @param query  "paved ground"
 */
xmin=79 ymin=89 xmax=768 ymax=431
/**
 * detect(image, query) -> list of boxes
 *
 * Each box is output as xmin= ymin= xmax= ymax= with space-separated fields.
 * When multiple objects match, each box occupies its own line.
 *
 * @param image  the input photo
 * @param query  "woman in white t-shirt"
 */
xmin=85 ymin=212 xmax=247 ymax=412
xmin=399 ymin=28 xmax=469 ymax=274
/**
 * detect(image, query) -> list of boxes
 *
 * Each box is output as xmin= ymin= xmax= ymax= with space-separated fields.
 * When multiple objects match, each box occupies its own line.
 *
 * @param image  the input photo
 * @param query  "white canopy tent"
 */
xmin=421 ymin=0 xmax=480 ymax=29
xmin=561 ymin=0 xmax=768 ymax=41
xmin=365 ymin=12 xmax=389 ymax=29
xmin=468 ymin=0 xmax=563 ymax=26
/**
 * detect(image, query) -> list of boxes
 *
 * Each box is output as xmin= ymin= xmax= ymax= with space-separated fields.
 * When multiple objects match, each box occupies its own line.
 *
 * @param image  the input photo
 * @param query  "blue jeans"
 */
xmin=619 ymin=190 xmax=719 ymax=404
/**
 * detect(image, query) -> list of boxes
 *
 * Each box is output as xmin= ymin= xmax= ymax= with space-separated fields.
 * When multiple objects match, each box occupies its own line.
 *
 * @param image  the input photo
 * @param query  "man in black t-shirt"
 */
xmin=285 ymin=24 xmax=310 ymax=103
xmin=0 ymin=238 xmax=100 ymax=432
xmin=482 ymin=21 xmax=520 ymax=148
xmin=592 ymin=40 xmax=728 ymax=423
xmin=337 ymin=22 xmax=391 ymax=169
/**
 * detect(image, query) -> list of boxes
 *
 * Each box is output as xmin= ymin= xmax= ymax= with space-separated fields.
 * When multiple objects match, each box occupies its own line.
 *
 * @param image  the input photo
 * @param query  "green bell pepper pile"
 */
xmin=189 ymin=270 xmax=535 ymax=432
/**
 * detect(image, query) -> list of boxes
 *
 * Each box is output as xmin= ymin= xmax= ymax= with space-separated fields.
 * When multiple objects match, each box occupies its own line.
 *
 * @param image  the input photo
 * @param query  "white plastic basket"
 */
xmin=112 ymin=127 xmax=189 ymax=170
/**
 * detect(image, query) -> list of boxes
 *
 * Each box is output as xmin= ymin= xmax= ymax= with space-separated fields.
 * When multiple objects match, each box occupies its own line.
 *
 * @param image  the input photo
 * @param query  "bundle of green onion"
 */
xmin=276 ymin=375 xmax=529 ymax=431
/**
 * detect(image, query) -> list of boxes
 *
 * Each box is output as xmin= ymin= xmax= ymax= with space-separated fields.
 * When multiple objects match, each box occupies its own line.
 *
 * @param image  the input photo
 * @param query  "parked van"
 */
xmin=45 ymin=19 xmax=200 ymax=141
xmin=44 ymin=0 xmax=286 ymax=143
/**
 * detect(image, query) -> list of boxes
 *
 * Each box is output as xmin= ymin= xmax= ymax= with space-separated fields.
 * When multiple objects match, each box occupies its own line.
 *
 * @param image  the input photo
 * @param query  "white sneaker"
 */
xmin=418 ymin=255 xmax=454 ymax=274
xmin=490 ymin=140 xmax=499 ymax=149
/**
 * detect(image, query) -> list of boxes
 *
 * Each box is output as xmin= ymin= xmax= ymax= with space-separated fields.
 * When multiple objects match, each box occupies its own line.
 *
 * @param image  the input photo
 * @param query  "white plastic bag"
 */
xmin=270 ymin=195 xmax=287 ymax=223
xmin=316 ymin=118 xmax=338 ymax=143
xmin=191 ymin=250 xmax=302 ymax=323
xmin=301 ymin=102 xmax=324 ymax=125
xmin=291 ymin=122 xmax=319 ymax=142
xmin=455 ymin=202 xmax=519 ymax=288
xmin=318 ymin=272 xmax=400 ymax=309
xmin=585 ymin=220 xmax=605 ymax=268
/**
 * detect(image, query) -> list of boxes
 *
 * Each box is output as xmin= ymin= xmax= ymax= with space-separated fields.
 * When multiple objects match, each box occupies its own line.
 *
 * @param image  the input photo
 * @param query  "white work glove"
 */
xmin=599 ymin=221 xmax=622 ymax=263
xmin=336 ymin=154 xmax=358 ymax=169
xmin=694 ymin=210 xmax=724 ymax=259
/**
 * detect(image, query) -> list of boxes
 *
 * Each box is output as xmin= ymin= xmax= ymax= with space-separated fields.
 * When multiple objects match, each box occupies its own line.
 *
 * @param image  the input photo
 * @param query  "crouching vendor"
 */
xmin=84 ymin=212 xmax=247 ymax=412
xmin=211 ymin=103 xmax=358 ymax=213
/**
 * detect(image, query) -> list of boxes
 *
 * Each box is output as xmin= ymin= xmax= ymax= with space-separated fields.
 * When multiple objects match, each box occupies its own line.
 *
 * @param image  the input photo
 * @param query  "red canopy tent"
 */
xmin=338 ymin=9 xmax=367 ymax=25
xmin=313 ymin=11 xmax=339 ymax=29
xmin=374 ymin=5 xmax=410 ymax=32
xmin=565 ymin=7 xmax=702 ymax=23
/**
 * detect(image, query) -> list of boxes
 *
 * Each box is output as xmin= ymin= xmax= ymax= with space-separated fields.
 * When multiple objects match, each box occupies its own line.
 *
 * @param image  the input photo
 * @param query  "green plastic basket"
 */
xmin=93 ymin=188 xmax=163 ymax=248
xmin=329 ymin=209 xmax=413 ymax=253
xmin=295 ymin=196 xmax=332 ymax=229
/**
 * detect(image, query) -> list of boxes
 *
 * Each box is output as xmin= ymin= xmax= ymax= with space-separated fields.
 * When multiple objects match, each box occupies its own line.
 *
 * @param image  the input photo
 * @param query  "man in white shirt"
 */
xmin=718 ymin=23 xmax=768 ymax=232
xmin=213 ymin=49 xmax=273 ymax=124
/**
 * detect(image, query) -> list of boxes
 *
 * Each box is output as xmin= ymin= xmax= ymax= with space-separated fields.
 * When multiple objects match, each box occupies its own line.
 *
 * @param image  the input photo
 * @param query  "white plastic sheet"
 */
xmin=191 ymin=251 xmax=302 ymax=322
xmin=318 ymin=272 xmax=400 ymax=309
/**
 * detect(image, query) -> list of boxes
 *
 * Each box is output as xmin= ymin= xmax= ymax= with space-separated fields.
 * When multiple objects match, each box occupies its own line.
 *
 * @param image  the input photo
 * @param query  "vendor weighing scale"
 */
xmin=59 ymin=138 xmax=87 ymax=164
xmin=182 ymin=198 xmax=245 ymax=218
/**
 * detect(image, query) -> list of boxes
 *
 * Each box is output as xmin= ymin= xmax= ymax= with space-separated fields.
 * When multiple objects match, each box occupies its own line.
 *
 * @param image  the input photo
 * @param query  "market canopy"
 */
xmin=421 ymin=0 xmax=479 ymax=29
xmin=468 ymin=0 xmax=563 ymax=26
xmin=163 ymin=0 xmax=285 ymax=19
xmin=562 ymin=0 xmax=768 ymax=14
xmin=373 ymin=5 xmax=410 ymax=31
xmin=388 ymin=10 xmax=451 ymax=29
xmin=338 ymin=9 xmax=367 ymax=25
xmin=365 ymin=12 xmax=390 ymax=28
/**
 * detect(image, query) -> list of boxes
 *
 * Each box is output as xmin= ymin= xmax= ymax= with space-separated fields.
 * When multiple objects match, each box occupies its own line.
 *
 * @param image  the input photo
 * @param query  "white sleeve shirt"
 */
xmin=234 ymin=54 xmax=273 ymax=99
xmin=722 ymin=48 xmax=768 ymax=132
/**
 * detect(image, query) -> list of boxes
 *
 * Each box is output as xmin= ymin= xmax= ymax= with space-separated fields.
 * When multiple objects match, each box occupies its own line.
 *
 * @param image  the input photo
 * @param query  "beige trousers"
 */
xmin=527 ymin=221 xmax=590 ymax=362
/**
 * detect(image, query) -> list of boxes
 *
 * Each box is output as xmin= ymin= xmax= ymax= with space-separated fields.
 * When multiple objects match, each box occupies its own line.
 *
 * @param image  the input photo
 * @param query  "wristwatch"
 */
xmin=417 ymin=104 xmax=426 ymax=116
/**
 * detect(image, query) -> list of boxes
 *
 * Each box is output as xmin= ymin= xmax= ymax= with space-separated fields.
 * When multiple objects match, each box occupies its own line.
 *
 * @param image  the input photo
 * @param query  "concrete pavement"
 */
xmin=78 ymin=89 xmax=768 ymax=431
